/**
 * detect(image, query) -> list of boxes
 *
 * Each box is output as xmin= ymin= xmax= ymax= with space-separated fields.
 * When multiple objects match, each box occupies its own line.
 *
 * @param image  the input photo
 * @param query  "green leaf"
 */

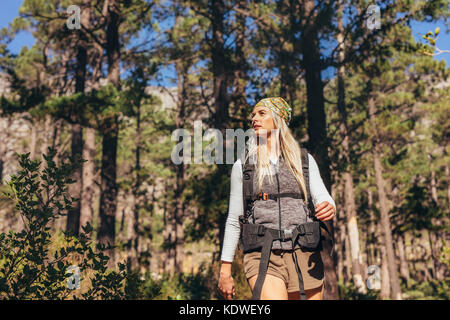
xmin=434 ymin=27 xmax=440 ymax=36
xmin=81 ymin=222 xmax=93 ymax=234
xmin=23 ymin=264 xmax=30 ymax=275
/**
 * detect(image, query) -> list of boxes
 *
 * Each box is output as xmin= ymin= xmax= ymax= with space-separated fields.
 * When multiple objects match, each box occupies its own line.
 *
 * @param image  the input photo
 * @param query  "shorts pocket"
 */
xmin=243 ymin=251 xmax=260 ymax=277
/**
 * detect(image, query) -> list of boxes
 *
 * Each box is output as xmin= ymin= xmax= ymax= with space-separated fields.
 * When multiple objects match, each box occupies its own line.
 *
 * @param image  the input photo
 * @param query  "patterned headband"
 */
xmin=255 ymin=97 xmax=292 ymax=125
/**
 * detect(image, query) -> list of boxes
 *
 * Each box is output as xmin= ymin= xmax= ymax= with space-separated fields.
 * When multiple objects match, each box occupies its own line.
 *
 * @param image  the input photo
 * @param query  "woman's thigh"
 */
xmin=287 ymin=284 xmax=324 ymax=300
xmin=248 ymin=274 xmax=288 ymax=300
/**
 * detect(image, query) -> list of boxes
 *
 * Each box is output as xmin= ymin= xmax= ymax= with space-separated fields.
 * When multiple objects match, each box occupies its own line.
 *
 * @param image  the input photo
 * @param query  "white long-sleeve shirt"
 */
xmin=220 ymin=153 xmax=335 ymax=262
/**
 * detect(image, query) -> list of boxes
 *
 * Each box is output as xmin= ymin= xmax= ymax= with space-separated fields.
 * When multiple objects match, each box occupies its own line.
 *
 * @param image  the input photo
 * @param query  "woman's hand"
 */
xmin=218 ymin=262 xmax=235 ymax=300
xmin=315 ymin=201 xmax=335 ymax=221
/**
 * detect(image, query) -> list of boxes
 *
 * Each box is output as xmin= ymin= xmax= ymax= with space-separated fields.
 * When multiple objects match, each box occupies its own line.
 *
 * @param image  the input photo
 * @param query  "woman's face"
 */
xmin=251 ymin=105 xmax=276 ymax=137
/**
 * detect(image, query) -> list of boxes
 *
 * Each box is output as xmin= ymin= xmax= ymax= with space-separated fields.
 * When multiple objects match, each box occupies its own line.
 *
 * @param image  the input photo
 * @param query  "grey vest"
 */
xmin=239 ymin=148 xmax=330 ymax=300
xmin=247 ymin=156 xmax=314 ymax=250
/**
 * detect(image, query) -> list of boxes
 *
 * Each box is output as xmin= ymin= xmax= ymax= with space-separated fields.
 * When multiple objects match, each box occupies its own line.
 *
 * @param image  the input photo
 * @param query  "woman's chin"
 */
xmin=254 ymin=129 xmax=270 ymax=138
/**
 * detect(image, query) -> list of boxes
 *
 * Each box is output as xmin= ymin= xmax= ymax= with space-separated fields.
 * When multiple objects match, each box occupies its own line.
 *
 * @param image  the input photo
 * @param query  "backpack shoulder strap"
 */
xmin=241 ymin=150 xmax=255 ymax=222
xmin=301 ymin=148 xmax=335 ymax=256
xmin=301 ymin=147 xmax=316 ymax=217
xmin=300 ymin=147 xmax=311 ymax=201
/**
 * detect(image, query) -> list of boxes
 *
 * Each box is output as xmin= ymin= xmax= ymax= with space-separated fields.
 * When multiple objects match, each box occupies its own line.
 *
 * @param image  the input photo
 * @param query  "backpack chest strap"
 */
xmin=246 ymin=192 xmax=304 ymax=201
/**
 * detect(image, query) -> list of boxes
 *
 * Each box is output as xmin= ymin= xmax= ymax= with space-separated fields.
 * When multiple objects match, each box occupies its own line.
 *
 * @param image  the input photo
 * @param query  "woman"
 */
xmin=218 ymin=97 xmax=336 ymax=300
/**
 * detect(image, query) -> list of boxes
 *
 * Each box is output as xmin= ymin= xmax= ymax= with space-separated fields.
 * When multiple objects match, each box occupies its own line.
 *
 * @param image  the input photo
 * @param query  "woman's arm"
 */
xmin=218 ymin=160 xmax=242 ymax=300
xmin=308 ymin=153 xmax=336 ymax=211
xmin=220 ymin=159 xmax=243 ymax=263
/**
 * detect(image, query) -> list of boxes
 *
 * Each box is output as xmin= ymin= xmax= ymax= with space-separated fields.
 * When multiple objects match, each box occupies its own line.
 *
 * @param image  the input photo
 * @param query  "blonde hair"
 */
xmin=244 ymin=108 xmax=309 ymax=203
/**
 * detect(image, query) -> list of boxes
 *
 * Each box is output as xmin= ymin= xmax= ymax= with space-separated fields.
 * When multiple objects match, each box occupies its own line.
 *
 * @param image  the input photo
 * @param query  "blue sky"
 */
xmin=1 ymin=0 xmax=448 ymax=86
xmin=0 ymin=1 xmax=35 ymax=54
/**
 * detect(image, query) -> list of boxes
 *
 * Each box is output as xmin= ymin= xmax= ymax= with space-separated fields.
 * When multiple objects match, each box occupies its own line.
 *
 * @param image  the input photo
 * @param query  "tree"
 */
xmin=0 ymin=148 xmax=129 ymax=299
xmin=336 ymin=0 xmax=366 ymax=294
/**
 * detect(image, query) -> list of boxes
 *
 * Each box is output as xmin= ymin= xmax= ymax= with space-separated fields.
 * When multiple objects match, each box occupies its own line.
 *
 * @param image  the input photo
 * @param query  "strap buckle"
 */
xmin=259 ymin=192 xmax=268 ymax=200
xmin=257 ymin=225 xmax=265 ymax=236
xmin=280 ymin=229 xmax=292 ymax=241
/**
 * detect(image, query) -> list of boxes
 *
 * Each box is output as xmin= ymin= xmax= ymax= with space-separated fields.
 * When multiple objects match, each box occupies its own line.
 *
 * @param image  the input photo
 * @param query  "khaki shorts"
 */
xmin=243 ymin=248 xmax=324 ymax=292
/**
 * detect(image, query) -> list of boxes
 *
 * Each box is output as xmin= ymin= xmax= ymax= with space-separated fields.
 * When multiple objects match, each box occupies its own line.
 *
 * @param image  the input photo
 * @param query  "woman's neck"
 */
xmin=266 ymin=135 xmax=280 ymax=159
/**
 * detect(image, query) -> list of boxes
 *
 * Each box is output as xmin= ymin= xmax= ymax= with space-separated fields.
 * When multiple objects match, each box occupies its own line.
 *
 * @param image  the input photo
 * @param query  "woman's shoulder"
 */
xmin=234 ymin=158 xmax=243 ymax=165
xmin=231 ymin=158 xmax=243 ymax=174
xmin=306 ymin=152 xmax=319 ymax=168
xmin=230 ymin=159 xmax=243 ymax=183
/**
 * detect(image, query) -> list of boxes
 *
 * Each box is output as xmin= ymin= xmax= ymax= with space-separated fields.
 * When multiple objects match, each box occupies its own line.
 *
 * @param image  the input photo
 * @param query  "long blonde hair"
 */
xmin=244 ymin=109 xmax=309 ymax=203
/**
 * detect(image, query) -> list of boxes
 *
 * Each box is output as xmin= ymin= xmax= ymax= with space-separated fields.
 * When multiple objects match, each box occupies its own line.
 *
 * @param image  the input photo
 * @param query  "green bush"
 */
xmin=0 ymin=148 xmax=133 ymax=299
xmin=402 ymin=245 xmax=450 ymax=300
xmin=403 ymin=278 xmax=450 ymax=300
xmin=139 ymin=269 xmax=211 ymax=300
xmin=132 ymin=258 xmax=246 ymax=300
xmin=338 ymin=280 xmax=379 ymax=300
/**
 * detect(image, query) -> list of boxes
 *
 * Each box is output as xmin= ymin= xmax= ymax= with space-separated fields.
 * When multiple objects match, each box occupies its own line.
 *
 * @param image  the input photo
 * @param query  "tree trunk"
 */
xmin=379 ymin=240 xmax=391 ymax=299
xmin=359 ymin=227 xmax=368 ymax=286
xmin=66 ymin=122 xmax=83 ymax=235
xmin=128 ymin=99 xmax=142 ymax=270
xmin=336 ymin=0 xmax=366 ymax=294
xmin=404 ymin=231 xmax=417 ymax=279
xmin=433 ymin=230 xmax=446 ymax=281
xmin=397 ymin=233 xmax=410 ymax=286
xmin=40 ymin=114 xmax=53 ymax=160
xmin=80 ymin=127 xmax=95 ymax=233
xmin=80 ymin=8 xmax=101 ymax=235
xmin=66 ymin=2 xmax=89 ymax=236
xmin=425 ymin=229 xmax=437 ymax=279
xmin=172 ymin=55 xmax=189 ymax=273
xmin=97 ymin=119 xmax=119 ymax=262
xmin=300 ymin=0 xmax=337 ymax=299
xmin=369 ymin=96 xmax=402 ymax=300
xmin=97 ymin=0 xmax=121 ymax=265
xmin=232 ymin=0 xmax=248 ymax=128
xmin=49 ymin=119 xmax=66 ymax=231
xmin=300 ymin=0 xmax=331 ymax=189
xmin=367 ymin=179 xmax=376 ymax=267
xmin=53 ymin=119 xmax=65 ymax=167
xmin=209 ymin=0 xmax=234 ymax=263
xmin=173 ymin=163 xmax=185 ymax=273
xmin=428 ymin=153 xmax=439 ymax=206
xmin=39 ymin=43 xmax=53 ymax=166
xmin=162 ymin=180 xmax=173 ymax=274
xmin=343 ymin=233 xmax=352 ymax=284
xmin=421 ymin=229 xmax=433 ymax=281
xmin=277 ymin=1 xmax=298 ymax=104
xmin=210 ymin=0 xmax=230 ymax=131
xmin=376 ymin=209 xmax=390 ymax=298
xmin=336 ymin=183 xmax=345 ymax=283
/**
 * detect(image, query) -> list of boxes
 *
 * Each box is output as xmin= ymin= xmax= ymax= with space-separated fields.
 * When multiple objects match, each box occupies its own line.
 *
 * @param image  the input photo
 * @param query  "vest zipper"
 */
xmin=275 ymin=171 xmax=282 ymax=249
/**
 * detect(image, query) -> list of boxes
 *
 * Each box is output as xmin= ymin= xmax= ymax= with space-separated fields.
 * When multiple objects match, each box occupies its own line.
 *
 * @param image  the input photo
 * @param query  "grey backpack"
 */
xmin=238 ymin=148 xmax=331 ymax=300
